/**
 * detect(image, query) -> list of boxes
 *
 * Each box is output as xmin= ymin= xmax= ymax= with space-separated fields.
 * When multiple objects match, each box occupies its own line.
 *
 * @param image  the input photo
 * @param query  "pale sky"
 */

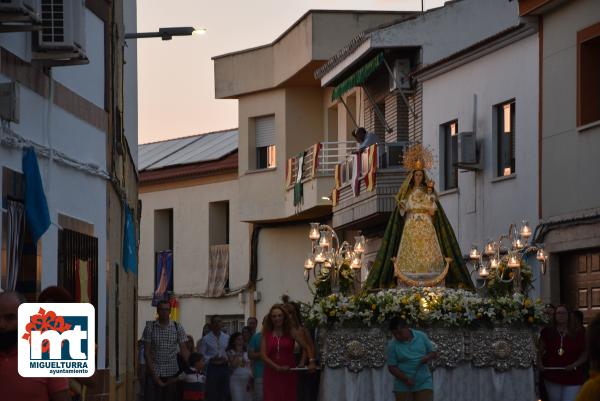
xmin=137 ymin=0 xmax=446 ymax=144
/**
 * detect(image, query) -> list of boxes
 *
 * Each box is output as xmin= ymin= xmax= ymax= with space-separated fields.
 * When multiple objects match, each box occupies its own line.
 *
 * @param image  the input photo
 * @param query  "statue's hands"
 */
xmin=427 ymin=180 xmax=435 ymax=193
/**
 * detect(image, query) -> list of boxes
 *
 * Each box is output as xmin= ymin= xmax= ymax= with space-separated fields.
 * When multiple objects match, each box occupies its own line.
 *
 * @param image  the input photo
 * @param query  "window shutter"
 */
xmin=255 ymin=115 xmax=275 ymax=148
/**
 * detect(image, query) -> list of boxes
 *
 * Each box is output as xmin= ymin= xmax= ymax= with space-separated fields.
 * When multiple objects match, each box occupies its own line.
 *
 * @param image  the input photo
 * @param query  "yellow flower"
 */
xmin=329 ymin=310 xmax=336 ymax=317
xmin=401 ymin=297 xmax=408 ymax=305
xmin=527 ymin=316 xmax=534 ymax=324
xmin=523 ymin=299 xmax=532 ymax=308
xmin=476 ymin=313 xmax=482 ymax=319
xmin=371 ymin=304 xmax=377 ymax=311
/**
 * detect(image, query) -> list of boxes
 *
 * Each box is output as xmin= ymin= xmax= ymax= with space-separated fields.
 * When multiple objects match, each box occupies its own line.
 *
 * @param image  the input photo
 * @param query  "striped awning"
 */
xmin=331 ymin=53 xmax=384 ymax=101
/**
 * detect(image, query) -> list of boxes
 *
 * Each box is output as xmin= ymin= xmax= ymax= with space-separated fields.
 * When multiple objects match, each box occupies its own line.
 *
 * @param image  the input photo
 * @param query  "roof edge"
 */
xmin=212 ymin=9 xmax=411 ymax=61
xmin=411 ymin=23 xmax=536 ymax=81
xmin=140 ymin=127 xmax=238 ymax=146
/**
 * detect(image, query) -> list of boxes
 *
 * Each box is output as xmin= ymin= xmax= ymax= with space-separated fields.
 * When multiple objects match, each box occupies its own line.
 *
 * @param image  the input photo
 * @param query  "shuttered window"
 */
xmin=254 ymin=115 xmax=276 ymax=169
xmin=255 ymin=115 xmax=275 ymax=148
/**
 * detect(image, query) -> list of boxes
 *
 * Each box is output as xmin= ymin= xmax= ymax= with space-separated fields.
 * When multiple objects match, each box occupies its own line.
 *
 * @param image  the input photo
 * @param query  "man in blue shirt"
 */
xmin=386 ymin=317 xmax=438 ymax=401
xmin=352 ymin=127 xmax=379 ymax=151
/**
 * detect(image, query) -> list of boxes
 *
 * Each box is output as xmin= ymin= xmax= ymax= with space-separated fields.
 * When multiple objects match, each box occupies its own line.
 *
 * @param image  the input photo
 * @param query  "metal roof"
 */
xmin=139 ymin=129 xmax=238 ymax=171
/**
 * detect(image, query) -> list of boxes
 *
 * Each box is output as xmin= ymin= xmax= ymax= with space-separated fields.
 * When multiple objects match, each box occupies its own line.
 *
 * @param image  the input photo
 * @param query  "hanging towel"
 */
xmin=294 ymin=152 xmax=305 ymax=206
xmin=123 ymin=205 xmax=138 ymax=274
xmin=364 ymin=144 xmax=378 ymax=191
xmin=22 ymin=147 xmax=50 ymax=244
xmin=75 ymin=259 xmax=91 ymax=303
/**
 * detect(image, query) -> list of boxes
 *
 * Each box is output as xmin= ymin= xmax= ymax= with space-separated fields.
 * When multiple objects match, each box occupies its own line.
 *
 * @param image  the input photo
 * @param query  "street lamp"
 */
xmin=125 ymin=27 xmax=207 ymax=40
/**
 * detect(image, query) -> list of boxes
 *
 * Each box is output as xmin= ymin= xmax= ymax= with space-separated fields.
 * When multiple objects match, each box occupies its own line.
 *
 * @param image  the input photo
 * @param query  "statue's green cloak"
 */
xmin=363 ymin=199 xmax=474 ymax=291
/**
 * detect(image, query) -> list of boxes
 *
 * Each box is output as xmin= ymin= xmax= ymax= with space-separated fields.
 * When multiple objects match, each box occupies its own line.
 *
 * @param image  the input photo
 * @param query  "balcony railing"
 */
xmin=286 ymin=141 xmax=357 ymax=188
xmin=336 ymin=142 xmax=409 ymax=186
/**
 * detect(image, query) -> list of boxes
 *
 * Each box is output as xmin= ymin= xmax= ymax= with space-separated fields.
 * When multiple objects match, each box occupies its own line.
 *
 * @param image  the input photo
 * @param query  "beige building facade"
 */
xmin=213 ymin=10 xmax=412 ymax=319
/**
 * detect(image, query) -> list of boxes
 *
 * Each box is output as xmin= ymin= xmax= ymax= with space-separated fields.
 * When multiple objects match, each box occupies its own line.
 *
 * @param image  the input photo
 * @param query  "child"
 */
xmin=179 ymin=352 xmax=206 ymax=401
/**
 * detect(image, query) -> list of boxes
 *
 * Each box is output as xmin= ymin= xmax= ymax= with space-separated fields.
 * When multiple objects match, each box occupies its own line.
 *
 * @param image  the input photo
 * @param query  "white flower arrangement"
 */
xmin=302 ymin=287 xmax=547 ymax=328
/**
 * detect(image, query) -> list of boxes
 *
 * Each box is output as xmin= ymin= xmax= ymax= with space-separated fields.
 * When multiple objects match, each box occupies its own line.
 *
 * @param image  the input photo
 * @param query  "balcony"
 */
xmin=283 ymin=141 xmax=356 ymax=219
xmin=332 ymin=142 xmax=409 ymax=230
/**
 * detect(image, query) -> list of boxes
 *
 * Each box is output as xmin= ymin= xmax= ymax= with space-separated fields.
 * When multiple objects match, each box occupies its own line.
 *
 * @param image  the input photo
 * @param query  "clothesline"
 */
xmin=0 ymin=120 xmax=111 ymax=180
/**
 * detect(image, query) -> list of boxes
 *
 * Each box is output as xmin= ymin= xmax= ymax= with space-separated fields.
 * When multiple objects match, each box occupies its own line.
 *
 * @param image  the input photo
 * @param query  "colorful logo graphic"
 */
xmin=18 ymin=303 xmax=95 ymax=377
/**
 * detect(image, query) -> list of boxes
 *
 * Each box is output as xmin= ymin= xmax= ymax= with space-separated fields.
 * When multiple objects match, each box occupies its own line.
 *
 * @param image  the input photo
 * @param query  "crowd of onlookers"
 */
xmin=1 ymin=286 xmax=599 ymax=401
xmin=140 ymin=298 xmax=319 ymax=401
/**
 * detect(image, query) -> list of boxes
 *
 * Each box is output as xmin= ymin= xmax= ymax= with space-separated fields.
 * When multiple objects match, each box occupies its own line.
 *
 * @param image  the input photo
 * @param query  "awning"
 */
xmin=331 ymin=52 xmax=384 ymax=101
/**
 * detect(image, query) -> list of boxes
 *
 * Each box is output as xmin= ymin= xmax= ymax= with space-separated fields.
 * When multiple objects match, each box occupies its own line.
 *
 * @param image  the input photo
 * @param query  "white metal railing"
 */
xmin=286 ymin=141 xmax=357 ymax=187
xmin=337 ymin=142 xmax=409 ymax=186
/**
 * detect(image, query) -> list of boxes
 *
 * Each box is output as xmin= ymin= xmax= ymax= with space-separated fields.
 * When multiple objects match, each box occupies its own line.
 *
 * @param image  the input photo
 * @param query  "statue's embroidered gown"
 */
xmin=395 ymin=187 xmax=445 ymax=275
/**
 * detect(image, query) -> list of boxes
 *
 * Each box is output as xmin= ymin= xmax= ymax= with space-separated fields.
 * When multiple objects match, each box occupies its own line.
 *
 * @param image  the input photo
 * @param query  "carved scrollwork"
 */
xmin=321 ymin=327 xmax=387 ymax=373
xmin=321 ymin=325 xmax=537 ymax=373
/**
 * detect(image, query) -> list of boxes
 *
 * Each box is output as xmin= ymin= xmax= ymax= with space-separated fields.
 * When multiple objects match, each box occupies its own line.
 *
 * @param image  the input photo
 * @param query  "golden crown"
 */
xmin=402 ymin=143 xmax=434 ymax=171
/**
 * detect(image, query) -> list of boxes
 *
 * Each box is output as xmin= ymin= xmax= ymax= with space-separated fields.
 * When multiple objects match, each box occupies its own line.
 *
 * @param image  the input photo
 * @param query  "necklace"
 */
xmin=557 ymin=328 xmax=566 ymax=356
xmin=273 ymin=331 xmax=282 ymax=358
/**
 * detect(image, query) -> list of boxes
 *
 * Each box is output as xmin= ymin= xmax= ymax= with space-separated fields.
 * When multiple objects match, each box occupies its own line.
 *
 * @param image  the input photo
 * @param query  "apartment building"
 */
xmin=213 ymin=10 xmax=414 ymax=318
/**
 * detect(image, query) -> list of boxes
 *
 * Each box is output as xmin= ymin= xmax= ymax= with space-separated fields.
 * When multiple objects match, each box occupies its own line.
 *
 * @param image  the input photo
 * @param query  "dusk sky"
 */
xmin=137 ymin=0 xmax=446 ymax=144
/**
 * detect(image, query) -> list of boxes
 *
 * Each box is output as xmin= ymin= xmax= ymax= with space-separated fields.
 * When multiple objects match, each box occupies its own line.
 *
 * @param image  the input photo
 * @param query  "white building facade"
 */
xmin=416 ymin=26 xmax=541 ymax=293
xmin=0 ymin=1 xmax=139 ymax=398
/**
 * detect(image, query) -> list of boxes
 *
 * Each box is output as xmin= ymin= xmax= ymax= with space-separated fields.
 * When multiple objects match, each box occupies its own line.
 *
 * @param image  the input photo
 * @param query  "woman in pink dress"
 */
xmin=261 ymin=304 xmax=316 ymax=401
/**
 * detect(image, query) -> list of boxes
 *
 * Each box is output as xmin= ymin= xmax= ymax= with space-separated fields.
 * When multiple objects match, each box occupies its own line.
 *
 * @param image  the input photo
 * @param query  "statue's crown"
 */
xmin=403 ymin=143 xmax=434 ymax=171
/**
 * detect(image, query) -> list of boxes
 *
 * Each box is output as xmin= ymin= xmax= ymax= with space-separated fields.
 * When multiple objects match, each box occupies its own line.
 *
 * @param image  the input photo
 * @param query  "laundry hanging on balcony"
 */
xmin=74 ymin=259 xmax=92 ymax=303
xmin=285 ymin=157 xmax=294 ymax=188
xmin=5 ymin=200 xmax=24 ymax=291
xmin=332 ymin=164 xmax=342 ymax=207
xmin=331 ymin=52 xmax=384 ymax=101
xmin=294 ymin=151 xmax=305 ymax=206
xmin=152 ymin=250 xmax=173 ymax=306
xmin=205 ymin=244 xmax=229 ymax=297
xmin=351 ymin=153 xmax=361 ymax=197
xmin=22 ymin=146 xmax=50 ymax=245
xmin=310 ymin=143 xmax=321 ymax=178
xmin=364 ymin=144 xmax=378 ymax=192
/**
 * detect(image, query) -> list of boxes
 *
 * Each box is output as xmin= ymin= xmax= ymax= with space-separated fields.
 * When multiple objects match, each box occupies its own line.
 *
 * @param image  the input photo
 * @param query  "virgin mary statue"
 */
xmin=364 ymin=144 xmax=473 ymax=290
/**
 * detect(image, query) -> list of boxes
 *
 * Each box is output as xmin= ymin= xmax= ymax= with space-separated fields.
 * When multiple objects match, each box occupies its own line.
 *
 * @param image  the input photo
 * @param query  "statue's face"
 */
xmin=414 ymin=170 xmax=424 ymax=186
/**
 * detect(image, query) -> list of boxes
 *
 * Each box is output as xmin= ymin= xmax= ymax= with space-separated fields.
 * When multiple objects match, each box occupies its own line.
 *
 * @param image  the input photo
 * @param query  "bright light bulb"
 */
xmin=192 ymin=28 xmax=207 ymax=35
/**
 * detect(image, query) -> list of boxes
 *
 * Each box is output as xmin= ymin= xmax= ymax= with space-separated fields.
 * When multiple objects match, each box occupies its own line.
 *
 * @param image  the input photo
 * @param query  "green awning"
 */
xmin=331 ymin=53 xmax=384 ymax=101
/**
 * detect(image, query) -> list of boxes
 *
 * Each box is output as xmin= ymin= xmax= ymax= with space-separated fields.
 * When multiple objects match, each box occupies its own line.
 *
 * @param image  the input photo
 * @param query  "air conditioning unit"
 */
xmin=0 ymin=0 xmax=40 ymax=23
xmin=451 ymin=131 xmax=482 ymax=170
xmin=389 ymin=59 xmax=411 ymax=91
xmin=37 ymin=0 xmax=85 ymax=56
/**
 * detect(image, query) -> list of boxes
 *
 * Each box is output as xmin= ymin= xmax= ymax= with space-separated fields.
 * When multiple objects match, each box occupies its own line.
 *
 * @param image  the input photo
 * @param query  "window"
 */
xmin=441 ymin=120 xmax=458 ymax=190
xmin=496 ymin=101 xmax=515 ymax=177
xmin=154 ymin=209 xmax=173 ymax=295
xmin=254 ymin=115 xmax=276 ymax=169
xmin=206 ymin=202 xmax=230 ymax=296
xmin=57 ymin=225 xmax=99 ymax=307
xmin=1 ymin=168 xmax=41 ymax=302
xmin=577 ymin=22 xmax=600 ymax=126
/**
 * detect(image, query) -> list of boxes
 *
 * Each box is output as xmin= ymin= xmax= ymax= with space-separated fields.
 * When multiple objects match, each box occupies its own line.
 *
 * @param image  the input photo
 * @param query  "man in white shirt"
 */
xmin=199 ymin=315 xmax=230 ymax=401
